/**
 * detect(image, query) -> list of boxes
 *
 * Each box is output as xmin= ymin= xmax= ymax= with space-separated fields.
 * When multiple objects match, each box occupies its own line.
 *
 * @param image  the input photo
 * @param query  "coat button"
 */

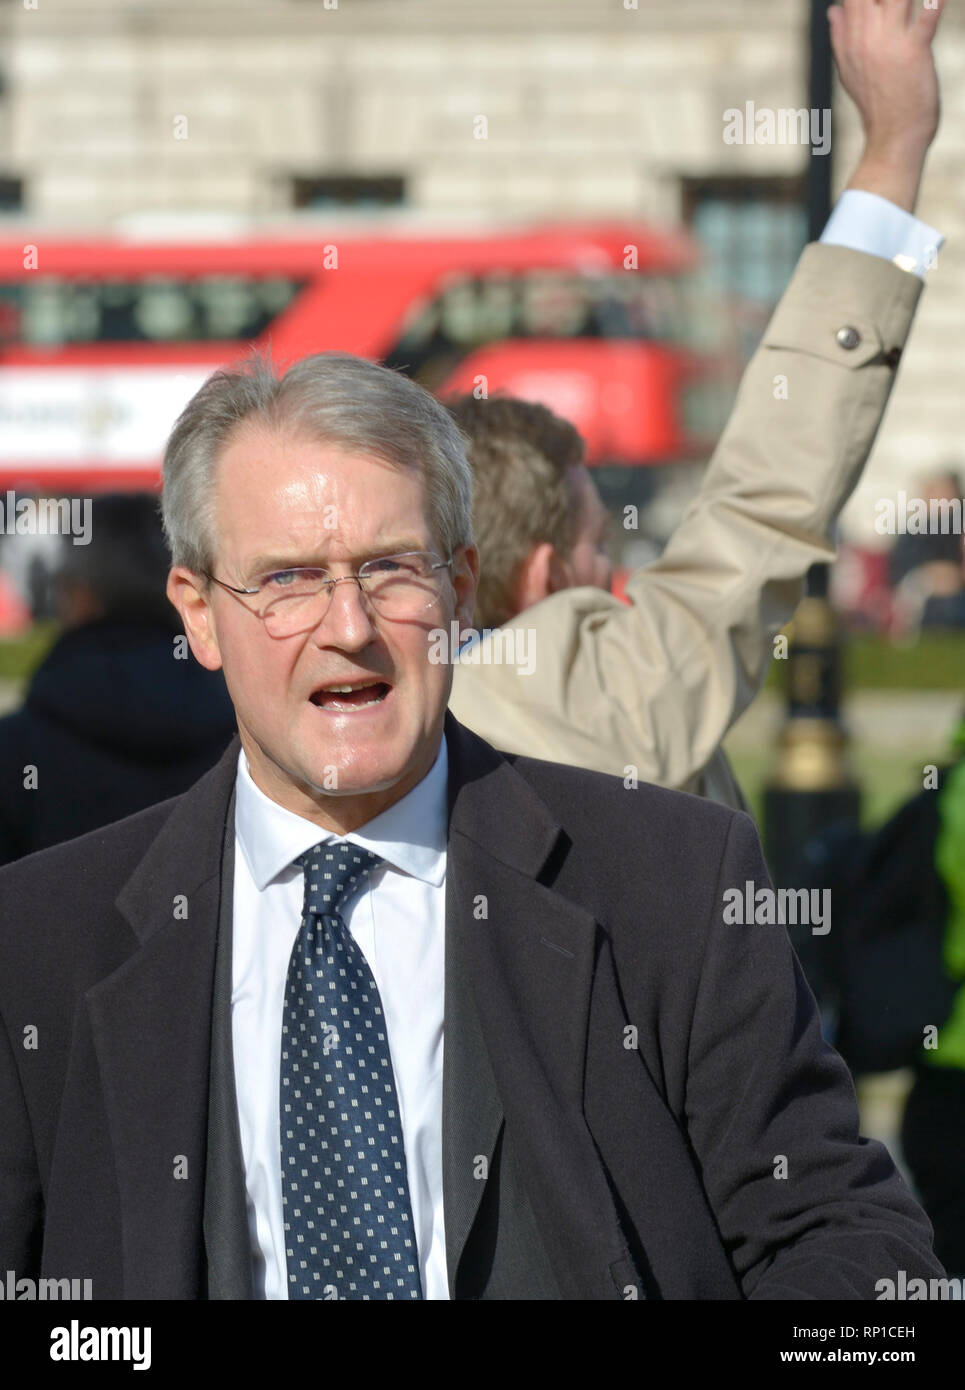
xmin=835 ymin=325 xmax=861 ymax=350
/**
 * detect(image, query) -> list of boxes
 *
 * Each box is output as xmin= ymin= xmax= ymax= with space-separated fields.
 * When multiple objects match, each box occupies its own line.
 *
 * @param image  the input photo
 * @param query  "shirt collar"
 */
xmin=235 ymin=735 xmax=449 ymax=892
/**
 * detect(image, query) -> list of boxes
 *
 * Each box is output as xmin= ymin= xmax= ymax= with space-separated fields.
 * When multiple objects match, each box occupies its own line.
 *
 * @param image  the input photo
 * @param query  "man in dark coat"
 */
xmin=0 ymin=350 xmax=944 ymax=1299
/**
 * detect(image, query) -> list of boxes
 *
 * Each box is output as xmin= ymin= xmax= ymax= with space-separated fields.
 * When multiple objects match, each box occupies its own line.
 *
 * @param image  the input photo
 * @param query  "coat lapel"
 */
xmin=441 ymin=715 xmax=641 ymax=1299
xmin=441 ymin=877 xmax=503 ymax=1295
xmin=86 ymin=738 xmax=241 ymax=1298
xmin=203 ymin=784 xmax=256 ymax=1299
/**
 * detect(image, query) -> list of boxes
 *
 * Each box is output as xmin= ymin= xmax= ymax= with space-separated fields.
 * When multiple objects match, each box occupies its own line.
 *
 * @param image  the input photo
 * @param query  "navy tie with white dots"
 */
xmin=279 ymin=841 xmax=423 ymax=1300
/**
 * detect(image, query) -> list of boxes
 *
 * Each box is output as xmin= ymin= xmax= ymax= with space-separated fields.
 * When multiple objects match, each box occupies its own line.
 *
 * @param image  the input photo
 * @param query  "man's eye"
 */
xmin=263 ymin=570 xmax=299 ymax=589
xmin=262 ymin=569 xmax=324 ymax=590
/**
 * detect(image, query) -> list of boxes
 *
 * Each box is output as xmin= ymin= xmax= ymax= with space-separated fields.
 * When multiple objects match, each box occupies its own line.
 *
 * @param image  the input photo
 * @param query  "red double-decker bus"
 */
xmin=0 ymin=219 xmax=740 ymax=625
xmin=0 ymin=219 xmax=735 ymax=487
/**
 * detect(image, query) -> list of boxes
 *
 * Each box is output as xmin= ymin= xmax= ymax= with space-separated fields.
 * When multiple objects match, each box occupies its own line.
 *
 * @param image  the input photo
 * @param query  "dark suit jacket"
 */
xmin=0 ymin=713 xmax=944 ymax=1298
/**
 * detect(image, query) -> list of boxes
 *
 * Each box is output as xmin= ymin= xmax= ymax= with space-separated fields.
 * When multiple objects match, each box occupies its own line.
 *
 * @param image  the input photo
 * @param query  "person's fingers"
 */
xmin=827 ymin=3 xmax=845 ymax=56
xmin=875 ymin=0 xmax=941 ymax=36
xmin=886 ymin=0 xmax=915 ymax=29
xmin=915 ymin=0 xmax=945 ymax=43
xmin=836 ymin=0 xmax=943 ymax=50
xmin=842 ymin=0 xmax=915 ymax=31
xmin=827 ymin=6 xmax=853 ymax=73
xmin=839 ymin=0 xmax=868 ymax=33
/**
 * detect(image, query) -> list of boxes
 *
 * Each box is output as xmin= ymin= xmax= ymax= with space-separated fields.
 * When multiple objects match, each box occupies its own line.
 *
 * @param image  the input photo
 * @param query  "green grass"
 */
xmin=0 ymin=622 xmax=59 ymax=680
xmin=762 ymin=630 xmax=965 ymax=693
xmin=844 ymin=631 xmax=965 ymax=691
xmin=727 ymin=745 xmax=934 ymax=834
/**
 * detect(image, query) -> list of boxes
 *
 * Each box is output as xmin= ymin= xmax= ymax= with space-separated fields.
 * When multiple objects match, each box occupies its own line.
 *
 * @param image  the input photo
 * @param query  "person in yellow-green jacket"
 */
xmin=906 ymin=727 xmax=965 ymax=1280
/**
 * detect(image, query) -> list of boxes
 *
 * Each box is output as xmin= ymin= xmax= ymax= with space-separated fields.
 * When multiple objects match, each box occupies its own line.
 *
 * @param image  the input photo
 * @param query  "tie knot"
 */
xmin=297 ymin=841 xmax=383 ymax=919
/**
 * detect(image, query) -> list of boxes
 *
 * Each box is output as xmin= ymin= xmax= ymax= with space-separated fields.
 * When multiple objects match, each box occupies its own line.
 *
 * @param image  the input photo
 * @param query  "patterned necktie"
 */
xmin=280 ymin=840 xmax=423 ymax=1300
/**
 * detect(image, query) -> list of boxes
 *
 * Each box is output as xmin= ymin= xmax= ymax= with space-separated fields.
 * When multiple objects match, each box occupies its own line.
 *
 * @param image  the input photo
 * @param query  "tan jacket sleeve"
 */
xmin=448 ymin=241 xmax=923 ymax=795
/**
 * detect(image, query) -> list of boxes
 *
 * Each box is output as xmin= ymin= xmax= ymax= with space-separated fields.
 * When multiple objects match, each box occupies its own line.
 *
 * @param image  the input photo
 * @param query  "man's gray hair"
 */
xmin=160 ymin=349 xmax=474 ymax=578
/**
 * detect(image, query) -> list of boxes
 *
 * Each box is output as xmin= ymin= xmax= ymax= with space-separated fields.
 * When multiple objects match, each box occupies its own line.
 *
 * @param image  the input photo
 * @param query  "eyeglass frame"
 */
xmin=200 ymin=549 xmax=455 ymax=631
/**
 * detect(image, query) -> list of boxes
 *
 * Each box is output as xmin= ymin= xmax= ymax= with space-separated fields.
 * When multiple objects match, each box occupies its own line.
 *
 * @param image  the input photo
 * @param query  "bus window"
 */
xmin=0 ymin=275 xmax=306 ymax=347
xmin=384 ymin=268 xmax=693 ymax=383
xmin=134 ymin=279 xmax=196 ymax=340
xmin=520 ymin=273 xmax=590 ymax=338
xmin=439 ymin=276 xmax=515 ymax=346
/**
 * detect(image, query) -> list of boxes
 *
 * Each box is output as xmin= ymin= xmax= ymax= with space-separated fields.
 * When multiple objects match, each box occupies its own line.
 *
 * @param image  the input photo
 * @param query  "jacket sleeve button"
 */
xmin=835 ymin=325 xmax=862 ymax=350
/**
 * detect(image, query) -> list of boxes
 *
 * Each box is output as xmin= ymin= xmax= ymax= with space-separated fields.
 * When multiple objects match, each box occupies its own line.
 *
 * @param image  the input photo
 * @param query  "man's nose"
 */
xmin=309 ymin=577 xmax=378 ymax=648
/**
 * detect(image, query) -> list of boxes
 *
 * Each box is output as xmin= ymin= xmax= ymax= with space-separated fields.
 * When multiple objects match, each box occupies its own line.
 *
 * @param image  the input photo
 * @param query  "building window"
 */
xmin=0 ymin=176 xmax=23 ymax=212
xmin=292 ymin=175 xmax=405 ymax=211
xmin=681 ymin=176 xmax=807 ymax=361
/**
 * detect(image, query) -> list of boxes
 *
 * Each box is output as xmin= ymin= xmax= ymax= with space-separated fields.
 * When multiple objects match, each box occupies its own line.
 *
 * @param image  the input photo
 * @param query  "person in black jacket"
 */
xmin=800 ymin=720 xmax=965 ymax=1278
xmin=0 ymin=492 xmax=237 ymax=866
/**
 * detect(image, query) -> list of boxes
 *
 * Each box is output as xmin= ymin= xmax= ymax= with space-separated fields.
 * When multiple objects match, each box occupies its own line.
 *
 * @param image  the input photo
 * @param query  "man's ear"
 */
xmin=511 ymin=541 xmax=570 ymax=617
xmin=451 ymin=544 xmax=480 ymax=631
xmin=166 ymin=567 xmax=224 ymax=671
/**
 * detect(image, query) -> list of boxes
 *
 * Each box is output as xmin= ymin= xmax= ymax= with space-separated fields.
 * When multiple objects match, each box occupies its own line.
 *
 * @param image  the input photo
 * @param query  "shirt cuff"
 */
xmin=819 ymin=188 xmax=944 ymax=279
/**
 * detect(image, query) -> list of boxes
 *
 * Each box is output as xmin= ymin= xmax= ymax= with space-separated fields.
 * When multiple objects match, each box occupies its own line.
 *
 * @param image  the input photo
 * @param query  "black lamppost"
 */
xmin=763 ymin=0 xmax=861 ymax=892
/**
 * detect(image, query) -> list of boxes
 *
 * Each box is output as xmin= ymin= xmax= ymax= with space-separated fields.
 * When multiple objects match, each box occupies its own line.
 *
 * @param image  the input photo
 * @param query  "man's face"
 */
xmin=171 ymin=424 xmax=477 ymax=832
xmin=563 ymin=464 xmax=612 ymax=592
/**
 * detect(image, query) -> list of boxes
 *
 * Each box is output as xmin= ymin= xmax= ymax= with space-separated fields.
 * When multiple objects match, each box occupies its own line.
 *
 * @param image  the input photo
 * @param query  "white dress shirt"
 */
xmin=820 ymin=187 xmax=943 ymax=277
xmin=231 ymin=736 xmax=450 ymax=1300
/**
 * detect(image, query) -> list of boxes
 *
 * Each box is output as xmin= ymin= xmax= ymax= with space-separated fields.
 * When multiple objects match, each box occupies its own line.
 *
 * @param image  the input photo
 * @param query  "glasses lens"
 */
xmin=259 ymin=555 xmax=445 ymax=637
xmin=260 ymin=570 xmax=328 ymax=637
xmin=362 ymin=554 xmax=442 ymax=619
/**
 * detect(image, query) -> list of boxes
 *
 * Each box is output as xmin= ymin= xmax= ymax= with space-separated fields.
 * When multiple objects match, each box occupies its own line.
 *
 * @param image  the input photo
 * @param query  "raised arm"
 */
xmin=450 ymin=0 xmax=945 ymax=793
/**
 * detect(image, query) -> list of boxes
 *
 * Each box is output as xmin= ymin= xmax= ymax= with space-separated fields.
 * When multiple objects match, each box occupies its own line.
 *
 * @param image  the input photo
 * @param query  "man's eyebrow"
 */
xmin=244 ymin=541 xmax=432 ymax=575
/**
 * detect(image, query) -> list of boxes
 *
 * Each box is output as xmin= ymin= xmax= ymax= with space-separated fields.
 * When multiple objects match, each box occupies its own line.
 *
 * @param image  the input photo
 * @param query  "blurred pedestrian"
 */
xmin=889 ymin=467 xmax=965 ymax=635
xmin=890 ymin=468 xmax=964 ymax=589
xmin=813 ymin=716 xmax=965 ymax=1277
xmin=0 ymin=492 xmax=236 ymax=865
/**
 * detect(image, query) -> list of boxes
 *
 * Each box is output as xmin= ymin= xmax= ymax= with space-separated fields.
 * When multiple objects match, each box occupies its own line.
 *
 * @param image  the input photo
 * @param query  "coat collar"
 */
xmin=113 ymin=712 xmax=562 ymax=943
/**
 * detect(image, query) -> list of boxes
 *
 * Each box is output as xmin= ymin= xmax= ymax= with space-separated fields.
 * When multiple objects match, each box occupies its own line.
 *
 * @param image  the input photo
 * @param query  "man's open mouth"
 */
xmin=309 ymin=680 xmax=392 ymax=712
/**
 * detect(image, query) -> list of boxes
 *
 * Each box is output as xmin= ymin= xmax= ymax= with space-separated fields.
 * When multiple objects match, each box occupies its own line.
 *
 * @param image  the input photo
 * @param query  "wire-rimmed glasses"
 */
xmin=203 ymin=551 xmax=453 ymax=637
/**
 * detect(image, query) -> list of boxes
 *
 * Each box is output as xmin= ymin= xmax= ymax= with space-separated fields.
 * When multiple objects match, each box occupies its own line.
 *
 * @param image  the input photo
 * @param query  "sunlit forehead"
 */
xmin=213 ymin=425 xmax=437 ymax=584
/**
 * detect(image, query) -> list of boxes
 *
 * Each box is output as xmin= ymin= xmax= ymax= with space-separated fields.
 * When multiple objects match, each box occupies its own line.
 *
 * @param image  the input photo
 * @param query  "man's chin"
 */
xmin=300 ymin=744 xmax=413 ymax=801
